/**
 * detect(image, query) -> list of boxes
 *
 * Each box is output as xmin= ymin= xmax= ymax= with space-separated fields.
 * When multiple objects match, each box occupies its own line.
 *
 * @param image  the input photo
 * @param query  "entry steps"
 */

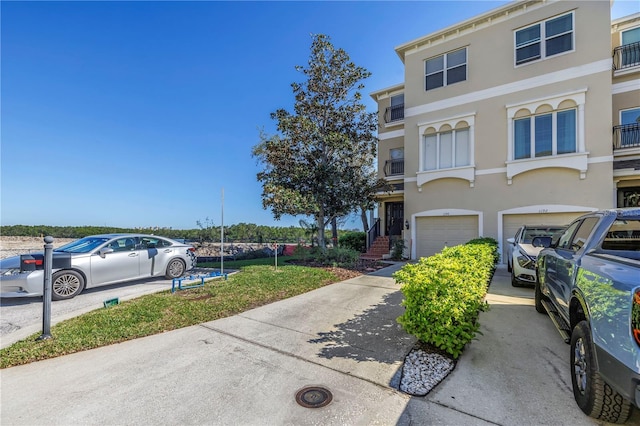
xmin=171 ymin=271 xmax=228 ymax=293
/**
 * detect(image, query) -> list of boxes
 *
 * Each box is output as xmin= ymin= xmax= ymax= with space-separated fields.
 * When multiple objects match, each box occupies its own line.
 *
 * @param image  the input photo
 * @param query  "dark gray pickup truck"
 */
xmin=535 ymin=208 xmax=640 ymax=424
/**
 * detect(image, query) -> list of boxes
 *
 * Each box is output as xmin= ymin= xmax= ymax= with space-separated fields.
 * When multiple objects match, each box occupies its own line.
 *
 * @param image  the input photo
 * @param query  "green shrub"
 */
xmin=293 ymin=244 xmax=311 ymax=258
xmin=394 ymin=241 xmax=496 ymax=359
xmin=466 ymin=237 xmax=500 ymax=263
xmin=391 ymin=238 xmax=406 ymax=260
xmin=317 ymin=247 xmax=360 ymax=267
xmin=339 ymin=232 xmax=366 ymax=252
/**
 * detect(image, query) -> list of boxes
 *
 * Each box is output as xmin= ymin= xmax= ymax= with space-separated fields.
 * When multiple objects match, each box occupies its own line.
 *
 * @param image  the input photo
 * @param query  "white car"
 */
xmin=0 ymin=234 xmax=197 ymax=300
xmin=506 ymin=225 xmax=565 ymax=287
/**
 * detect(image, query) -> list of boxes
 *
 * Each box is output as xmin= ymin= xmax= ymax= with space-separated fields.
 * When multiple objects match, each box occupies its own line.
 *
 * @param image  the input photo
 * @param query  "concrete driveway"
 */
xmin=1 ymin=264 xmax=638 ymax=425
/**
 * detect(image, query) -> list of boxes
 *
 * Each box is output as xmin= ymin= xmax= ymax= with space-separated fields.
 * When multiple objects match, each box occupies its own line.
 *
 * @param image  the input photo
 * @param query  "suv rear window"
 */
xmin=602 ymin=219 xmax=640 ymax=251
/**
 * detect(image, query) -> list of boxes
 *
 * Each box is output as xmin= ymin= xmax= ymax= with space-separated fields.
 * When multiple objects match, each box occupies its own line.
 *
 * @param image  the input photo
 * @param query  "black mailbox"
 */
xmin=52 ymin=254 xmax=72 ymax=269
xmin=19 ymin=254 xmax=71 ymax=272
xmin=20 ymin=254 xmax=42 ymax=272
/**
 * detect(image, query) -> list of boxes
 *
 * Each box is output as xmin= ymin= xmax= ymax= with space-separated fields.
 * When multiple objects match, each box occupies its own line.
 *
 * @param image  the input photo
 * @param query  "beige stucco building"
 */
xmin=370 ymin=0 xmax=640 ymax=262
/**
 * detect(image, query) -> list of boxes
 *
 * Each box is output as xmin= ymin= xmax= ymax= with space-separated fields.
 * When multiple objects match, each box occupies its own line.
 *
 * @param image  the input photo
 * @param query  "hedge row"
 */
xmin=394 ymin=239 xmax=497 ymax=359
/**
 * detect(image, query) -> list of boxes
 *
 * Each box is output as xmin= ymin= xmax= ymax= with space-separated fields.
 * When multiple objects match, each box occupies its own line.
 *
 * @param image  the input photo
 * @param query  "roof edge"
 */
xmin=394 ymin=0 xmax=547 ymax=63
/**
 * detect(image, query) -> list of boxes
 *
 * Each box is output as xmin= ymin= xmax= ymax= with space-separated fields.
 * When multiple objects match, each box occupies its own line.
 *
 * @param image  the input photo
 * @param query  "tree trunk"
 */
xmin=331 ymin=217 xmax=338 ymax=248
xmin=360 ymin=207 xmax=369 ymax=233
xmin=316 ymin=215 xmax=326 ymax=249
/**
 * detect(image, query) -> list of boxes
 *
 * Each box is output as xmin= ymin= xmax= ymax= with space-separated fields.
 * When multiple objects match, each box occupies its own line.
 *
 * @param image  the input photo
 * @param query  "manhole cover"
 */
xmin=295 ymin=386 xmax=333 ymax=408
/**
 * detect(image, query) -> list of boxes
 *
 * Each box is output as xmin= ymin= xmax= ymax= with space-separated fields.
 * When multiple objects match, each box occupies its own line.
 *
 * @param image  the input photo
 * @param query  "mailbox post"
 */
xmin=37 ymin=236 xmax=54 ymax=341
xmin=273 ymin=242 xmax=278 ymax=270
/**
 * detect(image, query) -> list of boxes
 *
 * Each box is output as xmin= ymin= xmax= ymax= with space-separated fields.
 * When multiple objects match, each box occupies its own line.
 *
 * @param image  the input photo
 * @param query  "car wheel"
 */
xmin=52 ymin=270 xmax=85 ymax=301
xmin=165 ymin=259 xmax=186 ymax=279
xmin=570 ymin=321 xmax=633 ymax=423
xmin=534 ymin=279 xmax=547 ymax=314
xmin=511 ymin=269 xmax=522 ymax=287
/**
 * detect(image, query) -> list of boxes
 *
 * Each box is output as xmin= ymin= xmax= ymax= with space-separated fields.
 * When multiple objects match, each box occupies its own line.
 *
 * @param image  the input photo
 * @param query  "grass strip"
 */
xmin=1 ymin=264 xmax=337 ymax=369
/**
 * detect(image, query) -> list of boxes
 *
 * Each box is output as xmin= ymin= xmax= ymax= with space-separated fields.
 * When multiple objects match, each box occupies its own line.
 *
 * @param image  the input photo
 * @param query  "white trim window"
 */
xmin=388 ymin=93 xmax=405 ymax=122
xmin=425 ymin=48 xmax=467 ymax=91
xmin=417 ymin=113 xmax=476 ymax=187
xmin=505 ymin=89 xmax=587 ymax=184
xmin=513 ymin=108 xmax=576 ymax=159
xmin=422 ymin=128 xmax=470 ymax=170
xmin=515 ymin=12 xmax=574 ymax=66
xmin=621 ymin=26 xmax=640 ymax=68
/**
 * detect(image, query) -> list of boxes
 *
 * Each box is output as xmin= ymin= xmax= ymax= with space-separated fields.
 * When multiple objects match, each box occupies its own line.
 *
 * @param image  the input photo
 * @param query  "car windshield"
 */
xmin=522 ymin=227 xmax=565 ymax=244
xmin=54 ymin=237 xmax=110 ymax=253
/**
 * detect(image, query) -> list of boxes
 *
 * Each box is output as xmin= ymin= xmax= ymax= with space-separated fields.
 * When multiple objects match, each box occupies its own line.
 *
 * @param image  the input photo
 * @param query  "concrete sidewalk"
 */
xmin=1 ymin=264 xmax=638 ymax=425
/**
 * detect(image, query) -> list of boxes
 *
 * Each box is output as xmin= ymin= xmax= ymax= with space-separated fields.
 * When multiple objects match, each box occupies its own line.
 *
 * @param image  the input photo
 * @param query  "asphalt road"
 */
xmin=0 ymin=268 xmax=226 ymax=348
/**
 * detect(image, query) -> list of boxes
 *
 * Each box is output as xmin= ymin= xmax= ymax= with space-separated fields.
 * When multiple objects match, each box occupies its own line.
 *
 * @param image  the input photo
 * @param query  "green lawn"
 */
xmin=0 ymin=263 xmax=338 ymax=369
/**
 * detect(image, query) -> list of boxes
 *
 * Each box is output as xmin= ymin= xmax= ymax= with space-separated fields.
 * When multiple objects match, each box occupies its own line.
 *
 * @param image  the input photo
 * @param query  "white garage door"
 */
xmin=416 ymin=215 xmax=479 ymax=258
xmin=502 ymin=212 xmax=582 ymax=262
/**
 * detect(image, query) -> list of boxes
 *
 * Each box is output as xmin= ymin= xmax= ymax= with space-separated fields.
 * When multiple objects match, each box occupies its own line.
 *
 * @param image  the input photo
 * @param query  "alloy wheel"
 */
xmin=53 ymin=274 xmax=81 ymax=297
xmin=573 ymin=337 xmax=588 ymax=395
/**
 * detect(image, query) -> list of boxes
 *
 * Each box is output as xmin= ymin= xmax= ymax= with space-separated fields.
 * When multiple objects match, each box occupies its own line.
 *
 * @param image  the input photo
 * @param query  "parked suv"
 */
xmin=506 ymin=225 xmax=565 ymax=287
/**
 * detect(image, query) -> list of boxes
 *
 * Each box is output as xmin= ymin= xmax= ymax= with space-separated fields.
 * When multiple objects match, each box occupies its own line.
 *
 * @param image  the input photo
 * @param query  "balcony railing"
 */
xmin=613 ymin=123 xmax=640 ymax=150
xmin=613 ymin=41 xmax=640 ymax=71
xmin=384 ymin=103 xmax=404 ymax=123
xmin=384 ymin=159 xmax=405 ymax=176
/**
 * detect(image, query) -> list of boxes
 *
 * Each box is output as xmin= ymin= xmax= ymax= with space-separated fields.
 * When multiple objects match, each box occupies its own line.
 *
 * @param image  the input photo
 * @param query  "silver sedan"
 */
xmin=0 ymin=234 xmax=197 ymax=300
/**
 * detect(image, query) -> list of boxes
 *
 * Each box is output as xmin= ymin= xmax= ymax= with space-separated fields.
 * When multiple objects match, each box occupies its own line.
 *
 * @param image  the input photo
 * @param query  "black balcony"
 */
xmin=613 ymin=123 xmax=640 ymax=150
xmin=384 ymin=159 xmax=404 ymax=176
xmin=613 ymin=41 xmax=640 ymax=71
xmin=384 ymin=104 xmax=404 ymax=123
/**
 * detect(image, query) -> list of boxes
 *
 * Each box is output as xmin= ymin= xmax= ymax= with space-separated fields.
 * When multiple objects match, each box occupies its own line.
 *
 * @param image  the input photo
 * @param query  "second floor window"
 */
xmin=425 ymin=48 xmax=467 ymax=91
xmin=422 ymin=128 xmax=470 ymax=171
xmin=386 ymin=94 xmax=404 ymax=122
xmin=515 ymin=12 xmax=573 ymax=65
xmin=621 ymin=27 xmax=640 ymax=68
xmin=513 ymin=109 xmax=576 ymax=160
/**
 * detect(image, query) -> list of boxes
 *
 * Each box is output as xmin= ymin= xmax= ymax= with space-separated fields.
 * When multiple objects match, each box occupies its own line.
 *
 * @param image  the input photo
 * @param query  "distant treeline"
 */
xmin=0 ymin=223 xmax=355 ymax=244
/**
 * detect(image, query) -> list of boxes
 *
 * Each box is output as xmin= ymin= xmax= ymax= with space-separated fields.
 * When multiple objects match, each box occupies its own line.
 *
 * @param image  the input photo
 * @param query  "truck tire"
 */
xmin=534 ymin=279 xmax=546 ymax=314
xmin=570 ymin=321 xmax=633 ymax=424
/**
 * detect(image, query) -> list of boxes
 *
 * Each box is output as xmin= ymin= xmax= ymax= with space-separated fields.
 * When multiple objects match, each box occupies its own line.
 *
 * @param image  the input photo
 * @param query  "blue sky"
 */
xmin=2 ymin=1 xmax=639 ymax=231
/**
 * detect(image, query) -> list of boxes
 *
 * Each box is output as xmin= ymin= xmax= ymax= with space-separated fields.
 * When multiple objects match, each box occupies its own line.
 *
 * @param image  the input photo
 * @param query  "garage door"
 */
xmin=502 ymin=212 xmax=582 ymax=263
xmin=416 ymin=215 xmax=479 ymax=258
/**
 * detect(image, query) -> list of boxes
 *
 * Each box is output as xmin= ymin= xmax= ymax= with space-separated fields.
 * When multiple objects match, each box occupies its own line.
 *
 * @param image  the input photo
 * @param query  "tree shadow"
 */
xmin=308 ymin=290 xmax=415 ymax=365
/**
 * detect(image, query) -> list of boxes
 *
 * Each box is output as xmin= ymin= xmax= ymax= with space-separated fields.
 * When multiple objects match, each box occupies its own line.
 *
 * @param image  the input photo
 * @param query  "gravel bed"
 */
xmin=399 ymin=348 xmax=455 ymax=396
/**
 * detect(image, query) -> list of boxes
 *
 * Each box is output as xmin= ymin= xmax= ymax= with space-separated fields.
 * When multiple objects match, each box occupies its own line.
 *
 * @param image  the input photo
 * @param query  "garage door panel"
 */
xmin=416 ymin=216 xmax=479 ymax=258
xmin=502 ymin=212 xmax=582 ymax=263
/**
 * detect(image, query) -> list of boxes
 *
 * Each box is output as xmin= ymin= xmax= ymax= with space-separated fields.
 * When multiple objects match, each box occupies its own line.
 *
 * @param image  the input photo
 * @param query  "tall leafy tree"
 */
xmin=253 ymin=34 xmax=378 ymax=248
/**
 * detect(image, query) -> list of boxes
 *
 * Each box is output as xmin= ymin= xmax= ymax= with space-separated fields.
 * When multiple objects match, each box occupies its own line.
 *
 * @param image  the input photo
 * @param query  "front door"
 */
xmin=386 ymin=202 xmax=404 ymax=237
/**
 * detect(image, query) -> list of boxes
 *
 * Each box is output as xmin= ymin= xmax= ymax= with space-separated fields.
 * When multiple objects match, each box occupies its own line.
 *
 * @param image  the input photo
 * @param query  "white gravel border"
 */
xmin=399 ymin=348 xmax=455 ymax=396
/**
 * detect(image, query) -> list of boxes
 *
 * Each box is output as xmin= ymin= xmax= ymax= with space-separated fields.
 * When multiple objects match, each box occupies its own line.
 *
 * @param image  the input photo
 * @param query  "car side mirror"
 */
xmin=532 ymin=236 xmax=552 ymax=248
xmin=99 ymin=247 xmax=114 ymax=258
xmin=507 ymin=238 xmax=515 ymax=244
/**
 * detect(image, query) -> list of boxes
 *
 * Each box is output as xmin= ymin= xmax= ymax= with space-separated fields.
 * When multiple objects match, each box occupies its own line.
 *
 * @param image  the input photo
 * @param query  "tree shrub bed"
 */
xmin=395 ymin=240 xmax=497 ymax=359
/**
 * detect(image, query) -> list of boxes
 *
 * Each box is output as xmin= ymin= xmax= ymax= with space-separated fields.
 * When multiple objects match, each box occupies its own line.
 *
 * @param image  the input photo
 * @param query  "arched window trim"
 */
xmin=505 ymin=89 xmax=588 ymax=184
xmin=417 ymin=113 xmax=476 ymax=187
